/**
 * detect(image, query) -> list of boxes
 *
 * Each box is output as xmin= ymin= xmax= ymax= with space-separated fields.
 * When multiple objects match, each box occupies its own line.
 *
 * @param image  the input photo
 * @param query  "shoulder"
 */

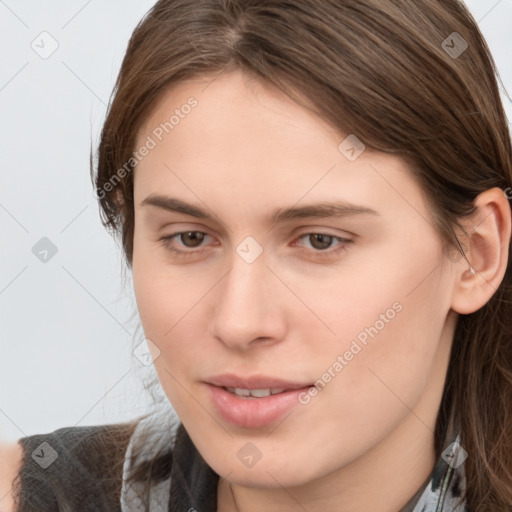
xmin=6 ymin=420 xmax=139 ymax=512
xmin=0 ymin=440 xmax=23 ymax=512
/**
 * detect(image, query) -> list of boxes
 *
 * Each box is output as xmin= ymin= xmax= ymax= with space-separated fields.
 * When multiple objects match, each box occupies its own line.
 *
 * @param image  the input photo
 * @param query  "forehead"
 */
xmin=136 ymin=69 xmax=340 ymax=155
xmin=132 ymin=70 xmax=430 ymax=229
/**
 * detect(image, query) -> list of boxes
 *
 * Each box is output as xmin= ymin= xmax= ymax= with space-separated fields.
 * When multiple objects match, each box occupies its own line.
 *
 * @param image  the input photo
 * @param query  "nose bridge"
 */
xmin=223 ymin=234 xmax=268 ymax=305
xmin=219 ymin=245 xmax=266 ymax=320
xmin=210 ymin=240 xmax=280 ymax=348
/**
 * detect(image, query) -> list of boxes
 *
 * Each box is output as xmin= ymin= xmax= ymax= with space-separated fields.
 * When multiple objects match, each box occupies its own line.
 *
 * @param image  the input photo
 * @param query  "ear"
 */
xmin=451 ymin=187 xmax=511 ymax=315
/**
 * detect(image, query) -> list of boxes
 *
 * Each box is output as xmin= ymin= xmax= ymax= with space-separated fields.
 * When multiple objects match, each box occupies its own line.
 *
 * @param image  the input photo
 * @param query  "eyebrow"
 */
xmin=139 ymin=194 xmax=380 ymax=225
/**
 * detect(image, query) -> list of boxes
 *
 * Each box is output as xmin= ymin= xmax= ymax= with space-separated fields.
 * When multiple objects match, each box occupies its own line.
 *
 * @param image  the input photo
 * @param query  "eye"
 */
xmin=158 ymin=230 xmax=352 ymax=259
xmin=159 ymin=231 xmax=211 ymax=257
xmin=293 ymin=232 xmax=352 ymax=258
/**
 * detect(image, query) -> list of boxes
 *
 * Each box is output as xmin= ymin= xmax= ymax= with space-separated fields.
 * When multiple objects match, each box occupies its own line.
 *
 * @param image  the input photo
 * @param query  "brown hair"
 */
xmin=90 ymin=0 xmax=512 ymax=509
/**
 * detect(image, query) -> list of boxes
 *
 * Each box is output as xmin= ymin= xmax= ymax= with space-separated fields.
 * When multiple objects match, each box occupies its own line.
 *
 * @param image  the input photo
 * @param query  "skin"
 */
xmin=0 ymin=441 xmax=23 ymax=512
xmin=131 ymin=69 xmax=511 ymax=512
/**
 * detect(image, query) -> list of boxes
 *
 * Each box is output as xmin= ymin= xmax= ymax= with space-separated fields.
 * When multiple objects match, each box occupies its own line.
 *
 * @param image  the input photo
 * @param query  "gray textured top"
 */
xmin=12 ymin=396 xmax=469 ymax=511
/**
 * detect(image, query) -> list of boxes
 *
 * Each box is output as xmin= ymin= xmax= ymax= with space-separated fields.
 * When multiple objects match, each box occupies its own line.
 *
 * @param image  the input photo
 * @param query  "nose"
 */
xmin=209 ymin=246 xmax=286 ymax=351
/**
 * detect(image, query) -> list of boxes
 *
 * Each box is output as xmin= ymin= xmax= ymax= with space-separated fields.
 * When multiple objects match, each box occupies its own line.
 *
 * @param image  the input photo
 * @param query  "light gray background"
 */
xmin=1 ymin=1 xmax=511 ymax=442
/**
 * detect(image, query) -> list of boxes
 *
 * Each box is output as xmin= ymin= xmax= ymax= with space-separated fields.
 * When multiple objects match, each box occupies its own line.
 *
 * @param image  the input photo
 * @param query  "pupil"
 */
xmin=311 ymin=234 xmax=331 ymax=250
xmin=183 ymin=231 xmax=204 ymax=247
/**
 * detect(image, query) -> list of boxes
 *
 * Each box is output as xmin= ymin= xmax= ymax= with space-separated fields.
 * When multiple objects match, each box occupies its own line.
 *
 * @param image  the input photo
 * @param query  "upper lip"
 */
xmin=206 ymin=374 xmax=312 ymax=390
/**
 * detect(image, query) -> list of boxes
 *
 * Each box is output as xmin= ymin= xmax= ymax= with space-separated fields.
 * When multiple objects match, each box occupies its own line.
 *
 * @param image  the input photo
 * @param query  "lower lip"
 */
xmin=205 ymin=384 xmax=312 ymax=429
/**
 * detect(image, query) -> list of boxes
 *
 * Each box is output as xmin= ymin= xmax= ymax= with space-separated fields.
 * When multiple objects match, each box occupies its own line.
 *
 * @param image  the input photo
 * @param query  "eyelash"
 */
xmin=158 ymin=231 xmax=352 ymax=260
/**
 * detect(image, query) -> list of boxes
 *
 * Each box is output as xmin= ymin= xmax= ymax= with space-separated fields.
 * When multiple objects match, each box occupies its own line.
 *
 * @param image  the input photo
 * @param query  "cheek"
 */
xmin=132 ymin=272 xmax=196 ymax=366
xmin=312 ymin=256 xmax=451 ymax=433
xmin=132 ymin=258 xmax=201 ymax=416
xmin=132 ymin=234 xmax=187 ymax=334
xmin=131 ymin=242 xmax=212 ymax=382
xmin=308 ymin=237 xmax=450 ymax=391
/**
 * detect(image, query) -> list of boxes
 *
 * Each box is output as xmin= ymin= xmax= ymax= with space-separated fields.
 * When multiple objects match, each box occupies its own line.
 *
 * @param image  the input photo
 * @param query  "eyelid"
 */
xmin=159 ymin=225 xmax=353 ymax=245
xmin=293 ymin=226 xmax=355 ymax=239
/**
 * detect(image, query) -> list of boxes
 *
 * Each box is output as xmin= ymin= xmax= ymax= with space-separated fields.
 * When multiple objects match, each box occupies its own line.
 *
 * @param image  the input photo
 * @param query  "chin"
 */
xmin=205 ymin=448 xmax=322 ymax=488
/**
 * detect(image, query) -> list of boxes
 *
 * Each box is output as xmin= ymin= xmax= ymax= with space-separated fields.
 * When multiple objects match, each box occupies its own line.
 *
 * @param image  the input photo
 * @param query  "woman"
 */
xmin=6 ymin=0 xmax=512 ymax=510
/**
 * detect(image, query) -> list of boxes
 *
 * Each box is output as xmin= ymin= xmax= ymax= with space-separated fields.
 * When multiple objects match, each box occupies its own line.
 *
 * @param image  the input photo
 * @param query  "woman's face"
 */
xmin=131 ymin=69 xmax=458 ymax=487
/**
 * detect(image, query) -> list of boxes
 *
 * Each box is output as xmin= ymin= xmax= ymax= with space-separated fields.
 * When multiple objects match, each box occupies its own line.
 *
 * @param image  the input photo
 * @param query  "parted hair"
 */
xmin=85 ymin=0 xmax=512 ymax=510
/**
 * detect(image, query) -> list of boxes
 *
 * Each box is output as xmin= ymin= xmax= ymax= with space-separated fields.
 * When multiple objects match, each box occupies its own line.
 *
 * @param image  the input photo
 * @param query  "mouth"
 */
xmin=223 ymin=387 xmax=288 ymax=398
xmin=204 ymin=374 xmax=314 ymax=428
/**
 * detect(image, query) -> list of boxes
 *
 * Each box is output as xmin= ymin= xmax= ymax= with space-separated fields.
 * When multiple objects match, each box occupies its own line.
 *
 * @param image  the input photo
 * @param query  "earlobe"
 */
xmin=451 ymin=187 xmax=512 ymax=315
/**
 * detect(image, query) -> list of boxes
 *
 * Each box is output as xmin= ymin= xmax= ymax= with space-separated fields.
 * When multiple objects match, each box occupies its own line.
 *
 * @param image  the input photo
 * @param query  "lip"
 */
xmin=207 ymin=374 xmax=311 ymax=390
xmin=205 ymin=374 xmax=313 ymax=429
